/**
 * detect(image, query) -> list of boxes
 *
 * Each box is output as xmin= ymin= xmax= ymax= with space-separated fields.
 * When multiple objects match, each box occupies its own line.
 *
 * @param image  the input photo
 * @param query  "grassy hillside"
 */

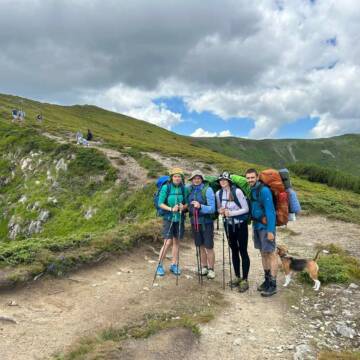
xmin=1 ymin=93 xmax=360 ymax=284
xmin=0 ymin=93 xmax=249 ymax=168
xmin=193 ymin=135 xmax=360 ymax=175
xmin=0 ymin=121 xmax=159 ymax=282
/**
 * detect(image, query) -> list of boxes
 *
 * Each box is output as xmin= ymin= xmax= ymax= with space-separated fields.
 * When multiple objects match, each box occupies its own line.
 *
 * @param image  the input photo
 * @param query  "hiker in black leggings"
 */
xmin=216 ymin=171 xmax=250 ymax=292
xmin=226 ymin=221 xmax=250 ymax=284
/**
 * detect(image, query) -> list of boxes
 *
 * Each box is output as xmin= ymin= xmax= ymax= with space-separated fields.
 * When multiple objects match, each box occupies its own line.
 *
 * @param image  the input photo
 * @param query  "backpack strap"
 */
xmin=219 ymin=188 xmax=224 ymax=209
xmin=180 ymin=184 xmax=186 ymax=205
xmin=163 ymin=182 xmax=172 ymax=206
xmin=201 ymin=184 xmax=209 ymax=205
xmin=231 ymin=185 xmax=242 ymax=209
xmin=251 ymin=183 xmax=264 ymax=202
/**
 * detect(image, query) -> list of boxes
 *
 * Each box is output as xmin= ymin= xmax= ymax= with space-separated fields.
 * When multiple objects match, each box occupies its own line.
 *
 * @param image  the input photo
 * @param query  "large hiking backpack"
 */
xmin=153 ymin=176 xmax=170 ymax=216
xmin=230 ymin=174 xmax=251 ymax=198
xmin=153 ymin=175 xmax=186 ymax=216
xmin=279 ymin=168 xmax=301 ymax=215
xmin=259 ymin=169 xmax=289 ymax=226
xmin=203 ymin=175 xmax=220 ymax=194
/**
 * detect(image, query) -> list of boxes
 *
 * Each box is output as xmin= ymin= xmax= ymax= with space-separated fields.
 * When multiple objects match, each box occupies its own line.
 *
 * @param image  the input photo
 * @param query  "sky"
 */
xmin=1 ymin=0 xmax=360 ymax=139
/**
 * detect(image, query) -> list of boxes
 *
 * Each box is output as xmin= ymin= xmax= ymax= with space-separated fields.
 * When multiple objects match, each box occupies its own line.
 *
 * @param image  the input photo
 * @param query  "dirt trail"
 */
xmin=0 ymin=216 xmax=359 ymax=360
xmin=42 ymin=132 xmax=148 ymax=186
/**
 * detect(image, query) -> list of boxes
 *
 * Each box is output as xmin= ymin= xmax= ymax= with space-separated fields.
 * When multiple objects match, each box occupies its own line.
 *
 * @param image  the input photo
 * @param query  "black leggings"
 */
xmin=225 ymin=221 xmax=250 ymax=280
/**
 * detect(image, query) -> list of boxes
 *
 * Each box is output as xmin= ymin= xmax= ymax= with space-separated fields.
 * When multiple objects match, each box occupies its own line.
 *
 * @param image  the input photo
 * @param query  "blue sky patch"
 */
xmin=154 ymin=96 xmax=254 ymax=137
xmin=276 ymin=116 xmax=319 ymax=139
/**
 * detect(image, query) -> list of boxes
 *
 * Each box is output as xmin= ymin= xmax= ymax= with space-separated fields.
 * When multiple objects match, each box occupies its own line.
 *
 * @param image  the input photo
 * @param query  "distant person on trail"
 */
xmin=187 ymin=170 xmax=216 ymax=279
xmin=156 ymin=168 xmax=188 ymax=277
xmin=11 ymin=109 xmax=18 ymax=122
xmin=11 ymin=109 xmax=25 ymax=123
xmin=216 ymin=171 xmax=250 ymax=292
xmin=86 ymin=129 xmax=93 ymax=141
xmin=245 ymin=168 xmax=277 ymax=297
xmin=76 ymin=131 xmax=89 ymax=146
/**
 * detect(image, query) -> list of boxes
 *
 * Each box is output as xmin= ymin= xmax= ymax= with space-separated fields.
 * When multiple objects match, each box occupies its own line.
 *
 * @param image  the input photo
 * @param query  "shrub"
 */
xmin=288 ymin=162 xmax=360 ymax=194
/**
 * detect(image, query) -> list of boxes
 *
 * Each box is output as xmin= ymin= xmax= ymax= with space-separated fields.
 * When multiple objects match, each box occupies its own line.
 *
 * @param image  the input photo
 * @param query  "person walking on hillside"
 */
xmin=156 ymin=168 xmax=188 ymax=277
xmin=86 ymin=129 xmax=93 ymax=141
xmin=245 ymin=168 xmax=277 ymax=297
xmin=216 ymin=171 xmax=250 ymax=292
xmin=187 ymin=170 xmax=216 ymax=279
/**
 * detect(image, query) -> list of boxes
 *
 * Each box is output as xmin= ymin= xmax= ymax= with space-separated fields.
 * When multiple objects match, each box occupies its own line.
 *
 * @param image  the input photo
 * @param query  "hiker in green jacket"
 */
xmin=156 ymin=168 xmax=188 ymax=276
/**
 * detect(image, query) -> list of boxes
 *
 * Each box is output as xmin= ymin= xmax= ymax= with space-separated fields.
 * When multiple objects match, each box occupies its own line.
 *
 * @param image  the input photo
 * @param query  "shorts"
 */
xmin=162 ymin=219 xmax=185 ymax=240
xmin=191 ymin=222 xmax=214 ymax=249
xmin=253 ymin=229 xmax=276 ymax=253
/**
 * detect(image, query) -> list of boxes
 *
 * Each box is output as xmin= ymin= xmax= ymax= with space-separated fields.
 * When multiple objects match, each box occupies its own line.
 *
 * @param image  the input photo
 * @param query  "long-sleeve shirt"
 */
xmin=187 ymin=184 xmax=215 ymax=224
xmin=250 ymin=181 xmax=276 ymax=233
xmin=216 ymin=187 xmax=249 ymax=223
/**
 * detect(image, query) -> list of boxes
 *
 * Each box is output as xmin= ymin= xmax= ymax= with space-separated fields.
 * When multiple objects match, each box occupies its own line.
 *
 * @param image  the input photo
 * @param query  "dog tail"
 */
xmin=313 ymin=249 xmax=329 ymax=261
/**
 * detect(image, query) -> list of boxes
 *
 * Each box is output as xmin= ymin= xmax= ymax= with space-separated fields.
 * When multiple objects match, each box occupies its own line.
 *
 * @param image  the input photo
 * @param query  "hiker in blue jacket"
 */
xmin=245 ymin=168 xmax=277 ymax=297
xmin=187 ymin=170 xmax=216 ymax=279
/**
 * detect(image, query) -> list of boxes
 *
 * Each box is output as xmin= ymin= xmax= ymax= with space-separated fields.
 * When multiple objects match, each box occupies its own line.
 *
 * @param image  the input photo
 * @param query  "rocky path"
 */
xmin=0 ymin=216 xmax=359 ymax=359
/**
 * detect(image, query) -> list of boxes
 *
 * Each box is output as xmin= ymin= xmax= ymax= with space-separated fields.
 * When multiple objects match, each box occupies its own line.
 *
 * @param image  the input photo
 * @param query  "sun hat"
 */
xmin=217 ymin=171 xmax=233 ymax=183
xmin=188 ymin=170 xmax=205 ymax=181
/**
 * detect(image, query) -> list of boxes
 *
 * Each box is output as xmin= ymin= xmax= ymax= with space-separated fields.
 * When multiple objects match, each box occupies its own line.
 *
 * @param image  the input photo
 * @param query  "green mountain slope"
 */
xmin=193 ymin=135 xmax=360 ymax=175
xmin=1 ymin=93 xmax=360 ymax=285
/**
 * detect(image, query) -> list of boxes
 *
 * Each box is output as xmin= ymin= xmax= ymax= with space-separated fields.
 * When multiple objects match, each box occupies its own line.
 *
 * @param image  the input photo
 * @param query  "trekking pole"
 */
xmin=152 ymin=238 xmax=168 ymax=286
xmin=222 ymin=216 xmax=225 ymax=290
xmin=176 ymin=204 xmax=181 ymax=286
xmin=152 ymin=216 xmax=174 ymax=286
xmin=198 ymin=246 xmax=203 ymax=286
xmin=194 ymin=207 xmax=203 ymax=286
xmin=195 ymin=245 xmax=201 ymax=284
xmin=225 ymin=218 xmax=233 ymax=291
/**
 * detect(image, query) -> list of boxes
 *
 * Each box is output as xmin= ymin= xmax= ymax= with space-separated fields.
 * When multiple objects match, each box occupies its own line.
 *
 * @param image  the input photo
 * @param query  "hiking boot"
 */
xmin=228 ymin=277 xmax=240 ymax=288
xmin=257 ymin=280 xmax=268 ymax=292
xmin=257 ymin=270 xmax=271 ymax=292
xmin=156 ymin=264 xmax=165 ymax=276
xmin=261 ymin=279 xmax=277 ymax=297
xmin=239 ymin=279 xmax=249 ymax=293
xmin=198 ymin=266 xmax=208 ymax=276
xmin=169 ymin=263 xmax=181 ymax=275
xmin=207 ymin=269 xmax=215 ymax=279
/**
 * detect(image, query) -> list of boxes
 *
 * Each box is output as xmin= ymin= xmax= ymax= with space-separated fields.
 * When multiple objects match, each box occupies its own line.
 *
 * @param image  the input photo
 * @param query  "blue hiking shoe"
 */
xmin=156 ymin=264 xmax=165 ymax=276
xmin=169 ymin=263 xmax=181 ymax=275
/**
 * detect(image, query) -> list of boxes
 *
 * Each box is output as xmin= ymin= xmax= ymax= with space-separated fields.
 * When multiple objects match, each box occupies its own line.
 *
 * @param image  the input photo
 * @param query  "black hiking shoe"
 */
xmin=257 ymin=279 xmax=268 ymax=292
xmin=257 ymin=270 xmax=270 ymax=292
xmin=261 ymin=279 xmax=277 ymax=297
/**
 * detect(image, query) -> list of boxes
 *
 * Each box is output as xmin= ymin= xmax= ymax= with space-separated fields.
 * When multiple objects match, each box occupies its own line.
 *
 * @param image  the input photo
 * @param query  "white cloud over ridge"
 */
xmin=1 ymin=0 xmax=360 ymax=138
xmin=191 ymin=128 xmax=232 ymax=137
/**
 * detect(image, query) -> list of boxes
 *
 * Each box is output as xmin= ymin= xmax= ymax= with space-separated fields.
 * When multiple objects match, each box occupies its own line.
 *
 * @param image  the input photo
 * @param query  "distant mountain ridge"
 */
xmin=193 ymin=134 xmax=360 ymax=176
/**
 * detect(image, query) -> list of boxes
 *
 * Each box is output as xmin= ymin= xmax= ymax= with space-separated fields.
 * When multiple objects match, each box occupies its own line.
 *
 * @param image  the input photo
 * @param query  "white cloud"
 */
xmin=125 ymin=103 xmax=182 ymax=130
xmin=219 ymin=130 xmax=233 ymax=137
xmin=82 ymin=84 xmax=182 ymax=130
xmin=183 ymin=1 xmax=360 ymax=138
xmin=2 ymin=0 xmax=360 ymax=138
xmin=191 ymin=128 xmax=232 ymax=137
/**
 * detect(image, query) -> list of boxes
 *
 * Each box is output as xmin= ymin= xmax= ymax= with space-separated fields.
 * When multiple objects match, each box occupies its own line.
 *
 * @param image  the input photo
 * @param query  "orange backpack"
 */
xmin=259 ymin=169 xmax=289 ymax=226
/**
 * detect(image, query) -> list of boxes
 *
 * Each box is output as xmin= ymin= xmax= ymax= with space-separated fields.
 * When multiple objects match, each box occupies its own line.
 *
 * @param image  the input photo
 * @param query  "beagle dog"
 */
xmin=277 ymin=244 xmax=321 ymax=291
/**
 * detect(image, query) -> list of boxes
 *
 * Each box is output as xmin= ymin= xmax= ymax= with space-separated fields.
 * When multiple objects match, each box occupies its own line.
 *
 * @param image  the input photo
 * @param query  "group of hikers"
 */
xmin=11 ymin=109 xmax=44 ymax=124
xmin=154 ymin=167 xmax=280 ymax=298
